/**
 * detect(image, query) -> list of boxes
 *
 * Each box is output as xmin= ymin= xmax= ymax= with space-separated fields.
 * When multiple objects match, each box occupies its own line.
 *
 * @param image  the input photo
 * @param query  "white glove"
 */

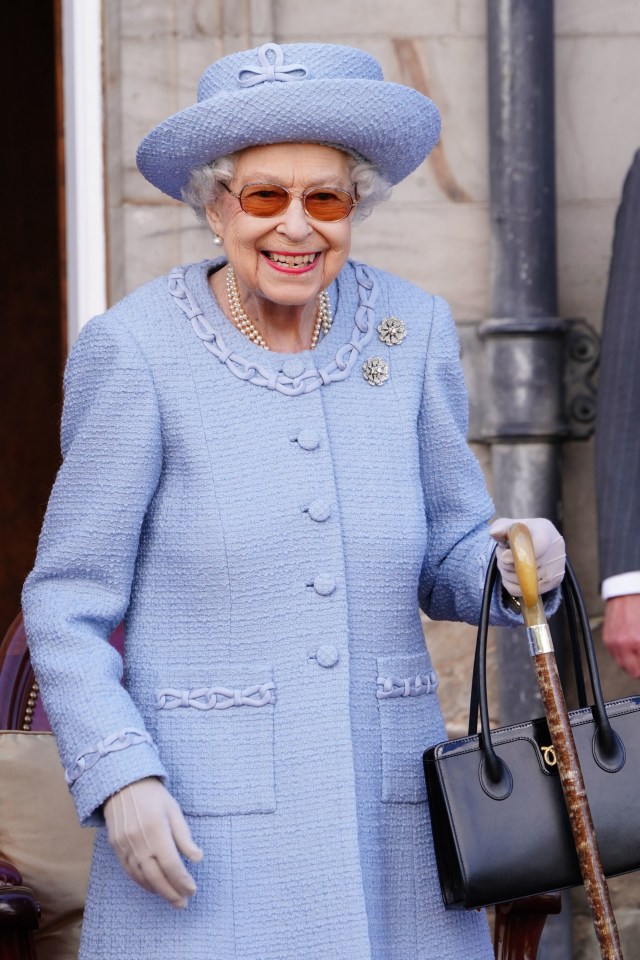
xmin=489 ymin=517 xmax=566 ymax=598
xmin=103 ymin=776 xmax=203 ymax=908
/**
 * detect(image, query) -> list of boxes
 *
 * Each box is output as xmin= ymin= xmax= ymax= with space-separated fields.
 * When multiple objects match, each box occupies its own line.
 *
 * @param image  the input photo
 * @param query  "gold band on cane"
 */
xmin=526 ymin=624 xmax=554 ymax=656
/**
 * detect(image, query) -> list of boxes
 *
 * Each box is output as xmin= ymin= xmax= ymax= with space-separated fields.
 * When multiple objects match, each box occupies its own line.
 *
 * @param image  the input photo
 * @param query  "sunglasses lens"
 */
xmin=237 ymin=184 xmax=354 ymax=221
xmin=305 ymin=188 xmax=354 ymax=221
xmin=240 ymin=184 xmax=289 ymax=217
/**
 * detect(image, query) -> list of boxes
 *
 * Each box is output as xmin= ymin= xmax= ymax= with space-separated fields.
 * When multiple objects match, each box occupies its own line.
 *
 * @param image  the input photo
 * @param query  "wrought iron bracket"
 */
xmin=562 ymin=318 xmax=599 ymax=440
xmin=458 ymin=317 xmax=599 ymax=444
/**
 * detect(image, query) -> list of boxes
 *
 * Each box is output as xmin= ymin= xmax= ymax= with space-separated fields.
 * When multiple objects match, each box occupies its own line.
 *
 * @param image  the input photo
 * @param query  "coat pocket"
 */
xmin=376 ymin=652 xmax=441 ymax=804
xmin=153 ymin=661 xmax=276 ymax=816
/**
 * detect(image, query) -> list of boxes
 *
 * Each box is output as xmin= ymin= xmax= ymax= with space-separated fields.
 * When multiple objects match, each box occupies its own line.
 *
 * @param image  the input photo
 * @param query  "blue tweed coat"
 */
xmin=23 ymin=258 xmax=531 ymax=960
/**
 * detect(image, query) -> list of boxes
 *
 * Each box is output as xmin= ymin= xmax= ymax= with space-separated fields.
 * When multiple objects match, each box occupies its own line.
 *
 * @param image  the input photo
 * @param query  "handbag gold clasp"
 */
xmin=541 ymin=745 xmax=557 ymax=767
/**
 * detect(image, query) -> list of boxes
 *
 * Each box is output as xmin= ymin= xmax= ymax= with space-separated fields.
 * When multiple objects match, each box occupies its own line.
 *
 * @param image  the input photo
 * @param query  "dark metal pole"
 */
xmin=486 ymin=0 xmax=563 ymax=720
xmin=485 ymin=2 xmax=572 ymax=956
xmin=488 ymin=0 xmax=557 ymax=320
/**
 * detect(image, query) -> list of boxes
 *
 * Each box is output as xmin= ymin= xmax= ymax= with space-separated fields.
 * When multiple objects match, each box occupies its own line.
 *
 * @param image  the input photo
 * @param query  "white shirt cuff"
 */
xmin=601 ymin=572 xmax=640 ymax=600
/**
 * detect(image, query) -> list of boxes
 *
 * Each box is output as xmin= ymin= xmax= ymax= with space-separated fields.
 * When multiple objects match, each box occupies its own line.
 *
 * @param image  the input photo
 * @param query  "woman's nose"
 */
xmin=275 ymin=197 xmax=314 ymax=241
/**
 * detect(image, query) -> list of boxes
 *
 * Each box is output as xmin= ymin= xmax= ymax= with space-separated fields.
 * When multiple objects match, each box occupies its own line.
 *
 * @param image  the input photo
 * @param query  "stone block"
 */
xmin=272 ymin=0 xmax=458 ymax=39
xmin=557 ymin=200 xmax=618 ymax=328
xmin=118 ymin=39 xmax=186 ymax=195
xmin=456 ymin=0 xmax=487 ymax=37
xmin=556 ymin=37 xmax=640 ymax=203
xmin=249 ymin=0 xmax=276 ymax=41
xmin=388 ymin=36 xmax=489 ymax=204
xmin=118 ymin=0 xmax=222 ymax=40
xmin=181 ymin=213 xmax=219 ymax=265
xmin=121 ymin=203 xmax=212 ymax=293
xmin=119 ymin=35 xmax=223 ymax=140
xmin=457 ymin=0 xmax=640 ymax=40
xmin=555 ymin=0 xmax=640 ymax=35
xmin=117 ymin=0 xmax=176 ymax=39
xmin=350 ymin=200 xmax=490 ymax=320
xmin=118 ymin=34 xmax=226 ymax=205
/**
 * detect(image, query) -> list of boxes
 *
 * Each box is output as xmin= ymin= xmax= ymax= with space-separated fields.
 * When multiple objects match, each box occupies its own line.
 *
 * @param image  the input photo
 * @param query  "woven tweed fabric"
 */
xmin=136 ymin=43 xmax=441 ymax=200
xmin=23 ymin=259 xmax=558 ymax=960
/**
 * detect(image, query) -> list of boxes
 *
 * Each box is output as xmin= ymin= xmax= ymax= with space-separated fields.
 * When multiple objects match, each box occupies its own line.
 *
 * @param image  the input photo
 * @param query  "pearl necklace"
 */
xmin=225 ymin=265 xmax=332 ymax=351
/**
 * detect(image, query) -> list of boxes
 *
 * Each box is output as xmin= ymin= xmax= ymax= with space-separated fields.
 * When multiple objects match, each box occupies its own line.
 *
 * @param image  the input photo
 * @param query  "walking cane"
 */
xmin=507 ymin=522 xmax=623 ymax=960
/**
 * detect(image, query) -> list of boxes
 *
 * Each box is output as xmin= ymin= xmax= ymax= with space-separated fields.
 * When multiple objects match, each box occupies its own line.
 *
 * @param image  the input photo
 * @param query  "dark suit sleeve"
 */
xmin=596 ymin=149 xmax=640 ymax=582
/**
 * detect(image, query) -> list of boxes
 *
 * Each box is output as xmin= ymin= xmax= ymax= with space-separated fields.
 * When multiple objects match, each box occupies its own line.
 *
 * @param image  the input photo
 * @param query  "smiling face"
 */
xmin=204 ymin=143 xmax=354 ymax=313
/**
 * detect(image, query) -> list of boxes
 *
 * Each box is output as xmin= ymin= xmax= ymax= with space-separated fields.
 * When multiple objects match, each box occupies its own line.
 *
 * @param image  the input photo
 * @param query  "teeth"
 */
xmin=266 ymin=252 xmax=317 ymax=266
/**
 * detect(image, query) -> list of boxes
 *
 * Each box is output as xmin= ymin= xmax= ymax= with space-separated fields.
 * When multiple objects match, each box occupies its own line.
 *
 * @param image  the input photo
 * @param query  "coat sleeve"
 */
xmin=416 ymin=294 xmax=560 ymax=625
xmin=595 ymin=149 xmax=640 ymax=583
xmin=22 ymin=314 xmax=168 ymax=827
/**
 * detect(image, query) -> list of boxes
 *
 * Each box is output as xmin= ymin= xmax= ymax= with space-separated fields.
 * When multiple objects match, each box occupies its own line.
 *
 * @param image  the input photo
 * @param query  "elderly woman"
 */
xmin=23 ymin=43 xmax=564 ymax=960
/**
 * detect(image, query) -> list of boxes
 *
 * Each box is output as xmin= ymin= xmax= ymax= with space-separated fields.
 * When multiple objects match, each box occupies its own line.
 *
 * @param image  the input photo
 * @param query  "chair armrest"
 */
xmin=0 ymin=887 xmax=40 ymax=931
xmin=0 ymin=858 xmax=40 ymax=931
xmin=0 ymin=857 xmax=23 ymax=887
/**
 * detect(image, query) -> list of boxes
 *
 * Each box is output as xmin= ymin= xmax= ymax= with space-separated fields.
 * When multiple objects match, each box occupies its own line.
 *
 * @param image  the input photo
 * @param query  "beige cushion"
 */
xmin=0 ymin=731 xmax=95 ymax=960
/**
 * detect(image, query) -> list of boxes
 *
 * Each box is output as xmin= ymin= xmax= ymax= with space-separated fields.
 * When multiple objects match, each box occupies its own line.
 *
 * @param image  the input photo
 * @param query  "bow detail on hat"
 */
xmin=237 ymin=43 xmax=308 ymax=87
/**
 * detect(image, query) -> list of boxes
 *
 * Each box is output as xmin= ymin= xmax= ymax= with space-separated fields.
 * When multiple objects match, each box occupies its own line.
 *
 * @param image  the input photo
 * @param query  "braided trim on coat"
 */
xmin=376 ymin=671 xmax=439 ymax=699
xmin=65 ymin=728 xmax=155 ymax=785
xmin=168 ymin=261 xmax=379 ymax=395
xmin=155 ymin=682 xmax=276 ymax=711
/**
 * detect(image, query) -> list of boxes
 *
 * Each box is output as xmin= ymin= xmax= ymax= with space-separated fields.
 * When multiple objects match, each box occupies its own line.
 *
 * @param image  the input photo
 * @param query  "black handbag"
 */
xmin=422 ymin=549 xmax=640 ymax=910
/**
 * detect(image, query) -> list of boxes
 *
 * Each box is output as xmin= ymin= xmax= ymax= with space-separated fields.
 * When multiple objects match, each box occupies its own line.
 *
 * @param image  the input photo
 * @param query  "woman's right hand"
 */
xmin=103 ymin=777 xmax=203 ymax=908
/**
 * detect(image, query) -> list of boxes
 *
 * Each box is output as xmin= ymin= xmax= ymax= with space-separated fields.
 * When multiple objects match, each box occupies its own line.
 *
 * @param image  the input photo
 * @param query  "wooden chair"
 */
xmin=0 ymin=613 xmax=124 ymax=732
xmin=0 ymin=614 xmax=123 ymax=960
xmin=0 ymin=857 xmax=39 ymax=960
xmin=0 ymin=615 xmax=41 ymax=960
xmin=0 ymin=614 xmax=43 ymax=732
xmin=494 ymin=894 xmax=562 ymax=959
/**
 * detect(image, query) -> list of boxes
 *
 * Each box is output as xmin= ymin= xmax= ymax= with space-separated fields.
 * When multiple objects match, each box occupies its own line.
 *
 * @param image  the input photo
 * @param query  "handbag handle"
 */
xmin=470 ymin=552 xmax=590 ymax=726
xmin=468 ymin=548 xmax=624 ymax=781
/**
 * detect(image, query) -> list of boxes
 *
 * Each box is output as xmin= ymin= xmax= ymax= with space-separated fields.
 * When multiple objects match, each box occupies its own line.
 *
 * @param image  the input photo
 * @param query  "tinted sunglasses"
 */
xmin=220 ymin=181 xmax=357 ymax=222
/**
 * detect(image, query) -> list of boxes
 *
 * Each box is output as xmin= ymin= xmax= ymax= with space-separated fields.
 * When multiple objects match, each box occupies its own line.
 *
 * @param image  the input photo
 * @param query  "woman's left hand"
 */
xmin=489 ymin=517 xmax=566 ymax=597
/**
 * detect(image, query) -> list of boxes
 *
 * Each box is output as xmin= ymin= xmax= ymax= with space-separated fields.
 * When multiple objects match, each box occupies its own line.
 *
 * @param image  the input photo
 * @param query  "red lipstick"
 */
xmin=261 ymin=251 xmax=321 ymax=275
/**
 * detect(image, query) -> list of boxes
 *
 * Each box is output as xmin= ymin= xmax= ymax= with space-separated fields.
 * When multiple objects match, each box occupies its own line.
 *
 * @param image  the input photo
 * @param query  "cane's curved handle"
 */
xmin=508 ymin=522 xmax=547 ymax=628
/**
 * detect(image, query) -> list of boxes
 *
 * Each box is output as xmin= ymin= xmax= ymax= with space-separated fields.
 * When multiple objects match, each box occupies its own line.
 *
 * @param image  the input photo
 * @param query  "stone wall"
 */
xmin=102 ymin=3 xmax=640 ymax=955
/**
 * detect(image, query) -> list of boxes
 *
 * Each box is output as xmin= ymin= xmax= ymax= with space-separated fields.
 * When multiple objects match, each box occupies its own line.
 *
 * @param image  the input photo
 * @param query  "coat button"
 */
xmin=282 ymin=357 xmax=306 ymax=379
xmin=312 ymin=576 xmax=336 ymax=596
xmin=307 ymin=499 xmax=331 ymax=522
xmin=297 ymin=429 xmax=320 ymax=451
xmin=316 ymin=645 xmax=339 ymax=668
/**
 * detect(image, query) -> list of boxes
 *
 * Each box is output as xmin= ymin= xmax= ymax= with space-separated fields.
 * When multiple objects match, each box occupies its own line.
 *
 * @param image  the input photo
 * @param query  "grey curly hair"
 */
xmin=182 ymin=146 xmax=391 ymax=225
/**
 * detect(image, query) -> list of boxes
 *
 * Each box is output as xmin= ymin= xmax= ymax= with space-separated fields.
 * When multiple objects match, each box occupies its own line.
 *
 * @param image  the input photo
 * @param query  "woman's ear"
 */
xmin=204 ymin=201 xmax=224 ymax=241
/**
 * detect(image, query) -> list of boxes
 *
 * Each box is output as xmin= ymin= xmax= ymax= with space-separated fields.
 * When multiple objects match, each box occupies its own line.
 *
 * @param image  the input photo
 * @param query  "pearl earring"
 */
xmin=212 ymin=234 xmax=223 ymax=246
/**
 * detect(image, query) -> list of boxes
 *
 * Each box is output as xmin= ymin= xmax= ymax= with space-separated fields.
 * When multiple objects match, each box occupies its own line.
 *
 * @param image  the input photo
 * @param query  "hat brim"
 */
xmin=136 ymin=78 xmax=440 ymax=201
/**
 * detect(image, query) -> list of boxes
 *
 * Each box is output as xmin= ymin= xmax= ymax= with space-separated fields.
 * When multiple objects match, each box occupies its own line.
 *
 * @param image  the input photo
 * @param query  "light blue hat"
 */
xmin=136 ymin=42 xmax=441 ymax=201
